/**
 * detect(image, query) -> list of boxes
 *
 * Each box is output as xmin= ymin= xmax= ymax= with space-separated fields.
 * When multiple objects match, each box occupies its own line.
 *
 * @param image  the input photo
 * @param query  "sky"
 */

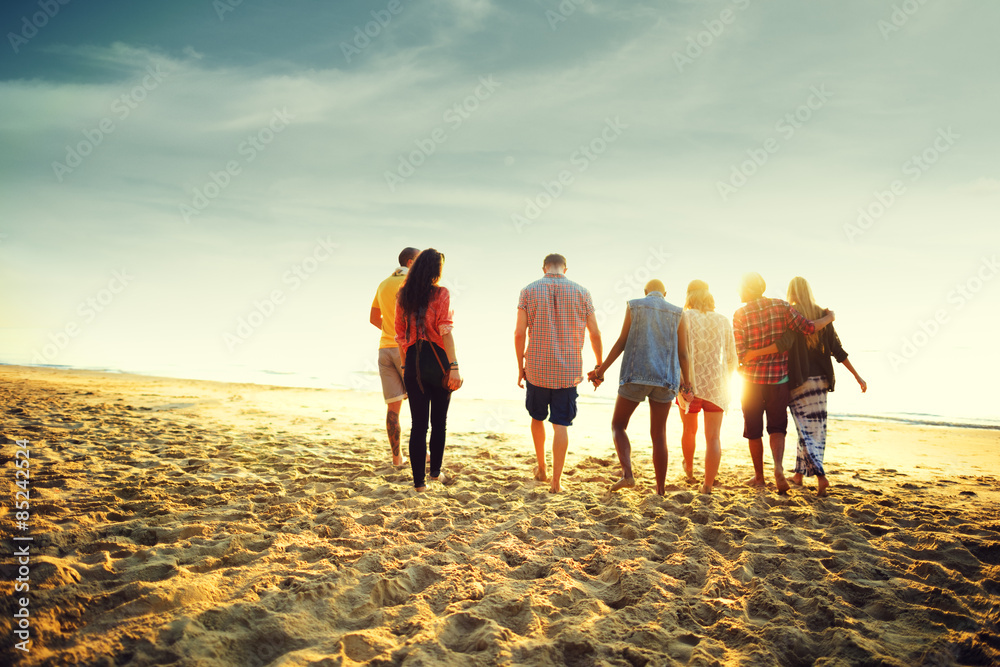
xmin=1 ymin=0 xmax=998 ymax=424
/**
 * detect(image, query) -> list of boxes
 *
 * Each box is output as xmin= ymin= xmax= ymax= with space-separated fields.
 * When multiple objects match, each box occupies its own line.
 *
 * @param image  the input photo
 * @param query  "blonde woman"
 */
xmin=677 ymin=280 xmax=738 ymax=494
xmin=744 ymin=277 xmax=866 ymax=496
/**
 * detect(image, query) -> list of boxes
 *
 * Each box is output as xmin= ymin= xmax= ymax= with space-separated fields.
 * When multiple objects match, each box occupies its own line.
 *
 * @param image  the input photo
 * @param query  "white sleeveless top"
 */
xmin=680 ymin=309 xmax=738 ymax=412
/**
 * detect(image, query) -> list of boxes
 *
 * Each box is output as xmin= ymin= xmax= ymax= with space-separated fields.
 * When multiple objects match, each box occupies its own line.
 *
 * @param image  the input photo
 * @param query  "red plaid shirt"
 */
xmin=518 ymin=273 xmax=595 ymax=389
xmin=733 ymin=297 xmax=815 ymax=384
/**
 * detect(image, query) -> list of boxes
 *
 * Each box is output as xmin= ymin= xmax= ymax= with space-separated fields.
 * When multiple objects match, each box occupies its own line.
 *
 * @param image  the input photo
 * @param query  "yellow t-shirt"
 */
xmin=372 ymin=272 xmax=406 ymax=349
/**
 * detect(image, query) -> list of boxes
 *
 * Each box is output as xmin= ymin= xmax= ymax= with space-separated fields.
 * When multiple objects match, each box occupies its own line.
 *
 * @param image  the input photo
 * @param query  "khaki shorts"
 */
xmin=618 ymin=382 xmax=676 ymax=404
xmin=378 ymin=347 xmax=406 ymax=404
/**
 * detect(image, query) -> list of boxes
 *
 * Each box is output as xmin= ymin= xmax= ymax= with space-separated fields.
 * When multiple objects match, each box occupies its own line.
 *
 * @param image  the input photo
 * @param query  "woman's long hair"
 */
xmin=684 ymin=279 xmax=715 ymax=312
xmin=787 ymin=276 xmax=822 ymax=349
xmin=397 ymin=248 xmax=444 ymax=332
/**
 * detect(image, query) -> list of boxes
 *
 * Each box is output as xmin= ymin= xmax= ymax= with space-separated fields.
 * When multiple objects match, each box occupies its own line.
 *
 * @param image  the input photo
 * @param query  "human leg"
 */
xmin=768 ymin=433 xmax=789 ymax=493
xmin=649 ymin=398 xmax=671 ymax=494
xmin=788 ymin=384 xmax=810 ymax=486
xmin=531 ymin=420 xmax=547 ymax=480
xmin=548 ymin=386 xmax=578 ymax=493
xmin=742 ymin=381 xmax=767 ymax=486
xmin=403 ymin=354 xmax=429 ymax=490
xmin=679 ymin=406 xmax=699 ymax=482
xmin=525 ymin=381 xmax=549 ymax=481
xmin=428 ymin=385 xmax=452 ymax=481
xmin=551 ymin=424 xmax=569 ymax=493
xmin=609 ymin=394 xmax=641 ymax=492
xmin=387 ymin=400 xmax=404 ymax=465
xmin=789 ymin=377 xmax=830 ymax=495
xmin=378 ymin=348 xmax=407 ymax=464
xmin=763 ymin=383 xmax=791 ymax=493
xmin=702 ymin=410 xmax=724 ymax=494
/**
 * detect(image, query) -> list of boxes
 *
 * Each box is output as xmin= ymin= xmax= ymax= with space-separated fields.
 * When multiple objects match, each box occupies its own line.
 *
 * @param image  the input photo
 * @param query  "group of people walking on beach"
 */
xmin=370 ymin=249 xmax=866 ymax=496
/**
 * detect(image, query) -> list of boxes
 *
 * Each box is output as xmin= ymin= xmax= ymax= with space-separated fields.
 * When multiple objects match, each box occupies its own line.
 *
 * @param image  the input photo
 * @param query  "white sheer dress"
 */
xmin=679 ymin=309 xmax=738 ymax=412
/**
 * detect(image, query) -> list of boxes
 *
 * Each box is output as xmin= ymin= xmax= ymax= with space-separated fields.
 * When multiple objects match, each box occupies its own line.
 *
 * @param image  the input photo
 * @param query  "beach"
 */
xmin=1 ymin=364 xmax=998 ymax=666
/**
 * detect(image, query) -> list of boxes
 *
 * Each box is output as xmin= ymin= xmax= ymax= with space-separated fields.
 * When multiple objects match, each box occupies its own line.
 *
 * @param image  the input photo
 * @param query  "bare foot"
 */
xmin=533 ymin=466 xmax=548 ymax=482
xmin=430 ymin=470 xmax=447 ymax=483
xmin=789 ymin=473 xmax=803 ymax=486
xmin=392 ymin=456 xmax=407 ymax=467
xmin=817 ymin=476 xmax=829 ymax=497
xmin=774 ymin=473 xmax=790 ymax=495
xmin=683 ymin=462 xmax=696 ymax=483
xmin=699 ymin=483 xmax=712 ymax=494
xmin=548 ymin=482 xmax=561 ymax=493
xmin=414 ymin=486 xmax=427 ymax=493
xmin=745 ymin=475 xmax=766 ymax=488
xmin=609 ymin=476 xmax=636 ymax=492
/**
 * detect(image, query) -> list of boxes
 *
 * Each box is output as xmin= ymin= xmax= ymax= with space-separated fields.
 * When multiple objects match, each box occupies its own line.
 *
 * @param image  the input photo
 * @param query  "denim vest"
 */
xmin=619 ymin=291 xmax=682 ymax=389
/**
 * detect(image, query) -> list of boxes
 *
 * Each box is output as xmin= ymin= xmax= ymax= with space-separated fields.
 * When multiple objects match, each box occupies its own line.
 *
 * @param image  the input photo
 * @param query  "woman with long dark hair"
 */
xmin=394 ymin=248 xmax=463 ymax=491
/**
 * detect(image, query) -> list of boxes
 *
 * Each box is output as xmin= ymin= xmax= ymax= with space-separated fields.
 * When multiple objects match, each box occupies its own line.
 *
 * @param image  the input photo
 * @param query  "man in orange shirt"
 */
xmin=370 ymin=247 xmax=419 ymax=465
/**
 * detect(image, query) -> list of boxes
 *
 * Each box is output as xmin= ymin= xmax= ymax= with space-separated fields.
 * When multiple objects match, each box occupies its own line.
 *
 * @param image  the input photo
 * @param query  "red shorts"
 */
xmin=678 ymin=396 xmax=723 ymax=413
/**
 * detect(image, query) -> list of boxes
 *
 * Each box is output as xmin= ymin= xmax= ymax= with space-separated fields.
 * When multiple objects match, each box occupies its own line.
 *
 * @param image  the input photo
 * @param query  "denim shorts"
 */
xmin=618 ymin=382 xmax=676 ymax=404
xmin=525 ymin=380 xmax=578 ymax=426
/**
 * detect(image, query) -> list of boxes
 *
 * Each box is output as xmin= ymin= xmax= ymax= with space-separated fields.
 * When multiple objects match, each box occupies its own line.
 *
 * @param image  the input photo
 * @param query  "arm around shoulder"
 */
xmin=775 ymin=328 xmax=797 ymax=354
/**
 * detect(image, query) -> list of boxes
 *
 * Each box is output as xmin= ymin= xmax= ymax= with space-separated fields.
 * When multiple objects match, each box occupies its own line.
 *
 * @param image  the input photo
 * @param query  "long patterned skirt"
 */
xmin=789 ymin=375 xmax=830 ymax=477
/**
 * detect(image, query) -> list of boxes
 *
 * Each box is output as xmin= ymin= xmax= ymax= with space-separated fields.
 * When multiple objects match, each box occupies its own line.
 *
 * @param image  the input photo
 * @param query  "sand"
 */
xmin=1 ymin=365 xmax=998 ymax=666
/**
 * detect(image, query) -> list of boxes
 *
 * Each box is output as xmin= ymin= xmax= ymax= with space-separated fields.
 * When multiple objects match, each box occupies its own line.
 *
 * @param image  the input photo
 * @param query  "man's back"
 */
xmin=734 ymin=297 xmax=815 ymax=384
xmin=518 ymin=273 xmax=595 ymax=389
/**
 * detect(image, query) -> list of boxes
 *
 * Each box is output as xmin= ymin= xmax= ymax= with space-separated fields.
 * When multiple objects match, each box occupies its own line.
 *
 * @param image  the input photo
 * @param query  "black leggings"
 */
xmin=403 ymin=347 xmax=452 ymax=487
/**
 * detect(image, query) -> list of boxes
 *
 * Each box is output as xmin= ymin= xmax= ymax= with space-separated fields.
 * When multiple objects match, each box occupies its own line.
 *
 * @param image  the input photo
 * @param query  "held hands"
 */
xmin=679 ymin=382 xmax=695 ymax=403
xmin=587 ymin=365 xmax=604 ymax=390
